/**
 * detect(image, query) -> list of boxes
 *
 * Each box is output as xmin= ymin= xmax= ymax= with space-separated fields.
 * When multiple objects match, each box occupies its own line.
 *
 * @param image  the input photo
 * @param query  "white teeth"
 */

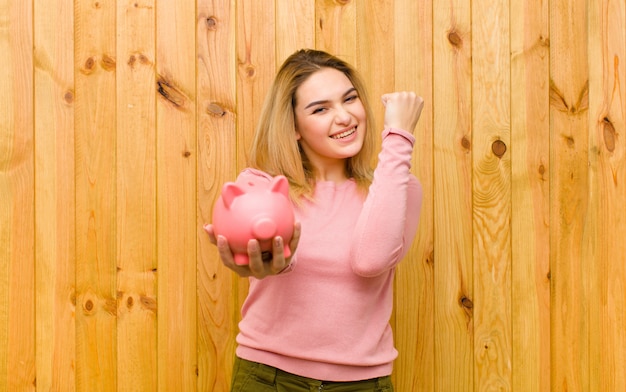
xmin=331 ymin=127 xmax=356 ymax=139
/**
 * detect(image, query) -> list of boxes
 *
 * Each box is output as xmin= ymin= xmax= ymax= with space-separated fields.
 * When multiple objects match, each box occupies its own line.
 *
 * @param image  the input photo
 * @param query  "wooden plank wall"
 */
xmin=0 ymin=0 xmax=624 ymax=391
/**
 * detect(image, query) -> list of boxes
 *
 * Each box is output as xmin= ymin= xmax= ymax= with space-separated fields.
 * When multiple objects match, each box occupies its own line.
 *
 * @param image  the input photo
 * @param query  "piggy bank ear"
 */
xmin=221 ymin=182 xmax=244 ymax=209
xmin=270 ymin=175 xmax=289 ymax=198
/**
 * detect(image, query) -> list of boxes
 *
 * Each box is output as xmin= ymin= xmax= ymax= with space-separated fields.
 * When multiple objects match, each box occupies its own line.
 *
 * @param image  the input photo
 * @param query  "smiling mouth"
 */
xmin=330 ymin=126 xmax=357 ymax=139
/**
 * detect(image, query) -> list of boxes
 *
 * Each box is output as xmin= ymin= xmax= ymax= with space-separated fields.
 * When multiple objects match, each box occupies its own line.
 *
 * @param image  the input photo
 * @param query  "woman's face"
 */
xmin=293 ymin=67 xmax=367 ymax=172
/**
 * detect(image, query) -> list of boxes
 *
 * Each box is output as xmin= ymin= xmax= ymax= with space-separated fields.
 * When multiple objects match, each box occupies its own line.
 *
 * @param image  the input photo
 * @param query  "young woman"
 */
xmin=204 ymin=49 xmax=424 ymax=392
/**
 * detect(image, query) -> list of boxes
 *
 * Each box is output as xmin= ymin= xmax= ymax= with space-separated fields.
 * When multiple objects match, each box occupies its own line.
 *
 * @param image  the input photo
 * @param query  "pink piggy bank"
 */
xmin=211 ymin=175 xmax=295 ymax=265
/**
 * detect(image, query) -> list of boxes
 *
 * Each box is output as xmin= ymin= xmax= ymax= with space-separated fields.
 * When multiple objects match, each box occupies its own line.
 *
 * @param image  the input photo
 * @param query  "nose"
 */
xmin=334 ymin=105 xmax=351 ymax=125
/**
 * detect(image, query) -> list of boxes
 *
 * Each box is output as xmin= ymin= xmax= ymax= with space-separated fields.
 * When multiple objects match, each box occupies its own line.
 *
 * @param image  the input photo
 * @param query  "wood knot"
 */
xmin=183 ymin=151 xmax=191 ymax=158
xmin=461 ymin=135 xmax=471 ymax=150
xmin=101 ymin=54 xmax=116 ymax=71
xmin=206 ymin=17 xmax=217 ymax=30
xmin=127 ymin=296 xmax=134 ymax=309
xmin=492 ymin=140 xmax=507 ymax=158
xmin=459 ymin=296 xmax=473 ymax=309
xmin=64 ymin=90 xmax=74 ymax=104
xmin=82 ymin=57 xmax=96 ymax=74
xmin=83 ymin=299 xmax=94 ymax=313
xmin=128 ymin=53 xmax=150 ymax=68
xmin=425 ymin=249 xmax=434 ymax=266
xmin=550 ymin=79 xmax=589 ymax=115
xmin=538 ymin=163 xmax=546 ymax=181
xmin=602 ymin=117 xmax=616 ymax=152
xmin=157 ymin=75 xmax=186 ymax=108
xmin=448 ymin=30 xmax=462 ymax=47
xmin=245 ymin=65 xmax=256 ymax=78
xmin=140 ymin=296 xmax=157 ymax=313
xmin=207 ymin=102 xmax=227 ymax=117
xmin=103 ymin=298 xmax=117 ymax=315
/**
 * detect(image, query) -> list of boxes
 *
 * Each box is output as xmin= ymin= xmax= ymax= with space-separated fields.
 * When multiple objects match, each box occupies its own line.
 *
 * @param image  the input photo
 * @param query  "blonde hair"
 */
xmin=248 ymin=49 xmax=376 ymax=202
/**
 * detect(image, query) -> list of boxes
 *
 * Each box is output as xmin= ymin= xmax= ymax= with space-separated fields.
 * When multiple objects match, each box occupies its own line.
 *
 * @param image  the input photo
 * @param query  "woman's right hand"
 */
xmin=203 ymin=222 xmax=301 ymax=279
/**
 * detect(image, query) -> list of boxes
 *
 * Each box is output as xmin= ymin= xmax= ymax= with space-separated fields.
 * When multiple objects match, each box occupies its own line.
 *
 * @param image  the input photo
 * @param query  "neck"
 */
xmin=311 ymin=162 xmax=348 ymax=184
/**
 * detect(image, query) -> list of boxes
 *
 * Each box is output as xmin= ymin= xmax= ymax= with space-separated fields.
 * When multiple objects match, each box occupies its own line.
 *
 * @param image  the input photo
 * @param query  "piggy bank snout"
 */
xmin=252 ymin=218 xmax=277 ymax=240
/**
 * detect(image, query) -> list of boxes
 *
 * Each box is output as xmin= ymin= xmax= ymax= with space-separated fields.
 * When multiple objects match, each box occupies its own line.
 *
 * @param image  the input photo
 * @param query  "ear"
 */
xmin=269 ymin=175 xmax=290 ymax=198
xmin=294 ymin=123 xmax=301 ymax=141
xmin=221 ymin=182 xmax=244 ymax=209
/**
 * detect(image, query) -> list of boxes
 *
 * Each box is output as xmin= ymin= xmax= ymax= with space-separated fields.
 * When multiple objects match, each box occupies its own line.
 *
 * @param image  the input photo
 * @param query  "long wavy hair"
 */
xmin=247 ymin=49 xmax=376 ymax=202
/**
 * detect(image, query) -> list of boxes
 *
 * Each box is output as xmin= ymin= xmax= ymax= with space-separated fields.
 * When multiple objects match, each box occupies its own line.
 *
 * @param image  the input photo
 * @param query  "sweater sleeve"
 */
xmin=350 ymin=128 xmax=423 ymax=277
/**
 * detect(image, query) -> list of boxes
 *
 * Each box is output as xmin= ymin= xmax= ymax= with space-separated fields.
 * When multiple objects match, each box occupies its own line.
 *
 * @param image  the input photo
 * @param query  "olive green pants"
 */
xmin=230 ymin=357 xmax=394 ymax=392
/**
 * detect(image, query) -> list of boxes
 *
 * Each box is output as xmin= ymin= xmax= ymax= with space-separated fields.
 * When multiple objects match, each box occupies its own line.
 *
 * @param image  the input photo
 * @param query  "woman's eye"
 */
xmin=345 ymin=95 xmax=358 ymax=102
xmin=312 ymin=107 xmax=326 ymax=114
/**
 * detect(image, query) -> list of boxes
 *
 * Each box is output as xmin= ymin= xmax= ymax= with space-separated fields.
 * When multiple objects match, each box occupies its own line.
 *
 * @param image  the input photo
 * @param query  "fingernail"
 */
xmin=275 ymin=237 xmax=282 ymax=246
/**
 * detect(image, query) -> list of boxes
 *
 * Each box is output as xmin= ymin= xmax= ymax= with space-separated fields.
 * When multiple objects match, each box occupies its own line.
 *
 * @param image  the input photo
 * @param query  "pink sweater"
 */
xmin=235 ymin=128 xmax=423 ymax=381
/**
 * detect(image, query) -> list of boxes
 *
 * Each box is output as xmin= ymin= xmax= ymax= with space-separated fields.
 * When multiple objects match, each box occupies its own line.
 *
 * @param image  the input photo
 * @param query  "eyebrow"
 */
xmin=303 ymin=87 xmax=357 ymax=110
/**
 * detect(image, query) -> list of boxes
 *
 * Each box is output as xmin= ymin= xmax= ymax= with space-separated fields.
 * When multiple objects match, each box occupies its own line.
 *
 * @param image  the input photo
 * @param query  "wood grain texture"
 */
xmin=74 ymin=0 xmax=117 ymax=389
xmin=0 ymin=0 xmax=35 ymax=389
xmin=0 ymin=0 xmax=626 ymax=390
xmin=550 ymin=0 xmax=591 ymax=390
xmin=34 ymin=0 xmax=76 ymax=389
xmin=471 ymin=0 xmax=512 ymax=390
xmin=588 ymin=0 xmax=626 ymax=391
xmin=236 ymin=0 xmax=276 ymax=171
xmin=156 ymin=0 xmax=197 ymax=389
xmin=196 ymin=0 xmax=238 ymax=389
xmin=116 ymin=0 xmax=157 ymax=389
xmin=392 ymin=0 xmax=435 ymax=390
xmin=315 ymin=0 xmax=356 ymax=63
xmin=356 ymin=0 xmax=393 ymax=138
xmin=510 ymin=1 xmax=551 ymax=391
xmin=276 ymin=0 xmax=315 ymax=64
xmin=433 ymin=0 xmax=474 ymax=390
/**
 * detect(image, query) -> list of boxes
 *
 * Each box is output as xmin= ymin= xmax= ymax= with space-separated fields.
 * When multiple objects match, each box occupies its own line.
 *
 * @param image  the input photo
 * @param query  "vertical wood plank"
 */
xmin=276 ymin=0 xmax=314 ymax=64
xmin=0 ymin=0 xmax=35 ymax=389
xmin=432 ymin=0 xmax=474 ymax=389
xmin=587 ymin=0 xmax=626 ymax=390
xmin=236 ymin=0 xmax=276 ymax=169
xmin=355 ymin=0 xmax=393 ymax=137
xmin=156 ymin=0 xmax=198 ymax=389
xmin=551 ymin=1 xmax=595 ymax=391
xmin=315 ymin=0 xmax=356 ymax=62
xmin=550 ymin=0 xmax=590 ymax=390
xmin=510 ymin=1 xmax=551 ymax=391
xmin=116 ymin=0 xmax=157 ymax=389
xmin=392 ymin=0 xmax=435 ymax=390
xmin=74 ymin=0 xmax=118 ymax=389
xmin=34 ymin=0 xmax=76 ymax=389
xmin=197 ymin=0 xmax=237 ymax=389
xmin=471 ymin=0 xmax=512 ymax=389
